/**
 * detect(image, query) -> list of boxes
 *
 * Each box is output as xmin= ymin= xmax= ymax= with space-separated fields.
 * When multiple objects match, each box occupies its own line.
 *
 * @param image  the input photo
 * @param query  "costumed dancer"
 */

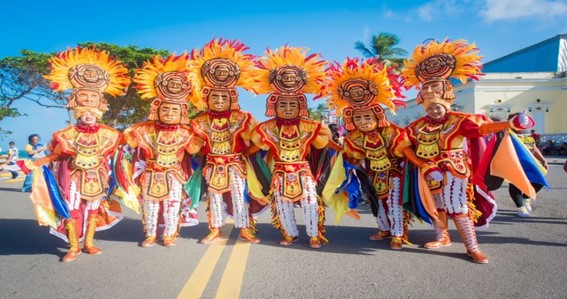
xmin=188 ymin=39 xmax=264 ymax=244
xmin=249 ymin=46 xmax=341 ymax=249
xmin=120 ymin=53 xmax=200 ymax=247
xmin=505 ymin=113 xmax=549 ymax=217
xmin=401 ymin=39 xmax=535 ymax=263
xmin=325 ymin=58 xmax=425 ymax=250
xmin=19 ymin=47 xmax=129 ymax=262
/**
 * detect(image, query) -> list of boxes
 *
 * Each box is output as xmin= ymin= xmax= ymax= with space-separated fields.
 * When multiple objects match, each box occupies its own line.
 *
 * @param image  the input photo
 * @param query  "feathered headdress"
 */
xmin=133 ymin=53 xmax=199 ymax=124
xmin=326 ymin=57 xmax=405 ymax=130
xmin=189 ymin=38 xmax=255 ymax=110
xmin=250 ymin=45 xmax=327 ymax=117
xmin=44 ymin=47 xmax=129 ymax=112
xmin=401 ymin=39 xmax=482 ymax=109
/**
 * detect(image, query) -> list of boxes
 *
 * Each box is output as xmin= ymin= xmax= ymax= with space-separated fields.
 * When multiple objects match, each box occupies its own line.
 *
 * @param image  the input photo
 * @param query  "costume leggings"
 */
xmin=508 ymin=183 xmax=544 ymax=208
xmin=274 ymin=175 xmax=319 ymax=238
xmin=208 ymin=168 xmax=250 ymax=229
xmin=142 ymin=178 xmax=182 ymax=237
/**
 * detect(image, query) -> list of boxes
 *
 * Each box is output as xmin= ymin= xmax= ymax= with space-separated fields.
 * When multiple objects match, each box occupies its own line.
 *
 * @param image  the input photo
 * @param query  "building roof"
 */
xmin=484 ymin=34 xmax=567 ymax=73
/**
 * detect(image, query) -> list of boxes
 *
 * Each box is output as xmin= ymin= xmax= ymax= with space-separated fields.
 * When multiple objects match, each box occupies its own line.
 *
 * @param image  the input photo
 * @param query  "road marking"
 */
xmin=215 ymin=238 xmax=251 ymax=299
xmin=177 ymin=223 xmax=233 ymax=299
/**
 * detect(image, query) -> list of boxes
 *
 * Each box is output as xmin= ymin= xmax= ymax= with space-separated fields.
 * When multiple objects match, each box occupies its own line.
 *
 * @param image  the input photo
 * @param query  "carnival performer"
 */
xmin=502 ymin=113 xmax=548 ymax=217
xmin=325 ymin=58 xmax=427 ymax=250
xmin=18 ymin=47 xmax=128 ymax=262
xmin=118 ymin=53 xmax=200 ymax=247
xmin=401 ymin=39 xmax=535 ymax=263
xmin=188 ymin=39 xmax=264 ymax=244
xmin=249 ymin=46 xmax=341 ymax=249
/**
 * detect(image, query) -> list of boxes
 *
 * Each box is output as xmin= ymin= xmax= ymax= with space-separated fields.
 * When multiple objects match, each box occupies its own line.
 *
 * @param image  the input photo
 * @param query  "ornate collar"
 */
xmin=424 ymin=114 xmax=449 ymax=125
xmin=156 ymin=122 xmax=180 ymax=131
xmin=209 ymin=110 xmax=231 ymax=119
xmin=75 ymin=123 xmax=100 ymax=133
xmin=276 ymin=117 xmax=300 ymax=127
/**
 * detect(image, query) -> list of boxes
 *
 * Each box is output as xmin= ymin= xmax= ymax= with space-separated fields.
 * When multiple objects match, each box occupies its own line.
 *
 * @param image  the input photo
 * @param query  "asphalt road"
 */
xmin=0 ymin=165 xmax=566 ymax=299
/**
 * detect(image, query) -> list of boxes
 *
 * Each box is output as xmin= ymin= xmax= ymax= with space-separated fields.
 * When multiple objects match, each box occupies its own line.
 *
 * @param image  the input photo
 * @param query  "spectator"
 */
xmin=530 ymin=130 xmax=541 ymax=146
xmin=328 ymin=123 xmax=340 ymax=144
xmin=6 ymin=141 xmax=20 ymax=179
xmin=541 ymin=140 xmax=555 ymax=155
xmin=21 ymin=134 xmax=47 ymax=192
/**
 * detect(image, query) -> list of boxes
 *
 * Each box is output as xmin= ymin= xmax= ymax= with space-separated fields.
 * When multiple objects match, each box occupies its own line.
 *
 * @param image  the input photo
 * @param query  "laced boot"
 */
xmin=369 ymin=230 xmax=391 ymax=241
xmin=163 ymin=236 xmax=177 ymax=247
xmin=279 ymin=231 xmax=299 ymax=246
xmin=424 ymin=210 xmax=452 ymax=249
xmin=200 ymin=228 xmax=222 ymax=244
xmin=141 ymin=236 xmax=157 ymax=248
xmin=309 ymin=236 xmax=321 ymax=249
xmin=62 ymin=219 xmax=81 ymax=262
xmin=83 ymin=215 xmax=102 ymax=255
xmin=453 ymin=214 xmax=489 ymax=264
xmin=240 ymin=228 xmax=260 ymax=244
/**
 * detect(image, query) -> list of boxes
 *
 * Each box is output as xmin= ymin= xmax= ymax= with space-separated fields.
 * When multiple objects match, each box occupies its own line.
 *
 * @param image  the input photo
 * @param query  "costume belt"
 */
xmin=141 ymin=162 xmax=186 ymax=201
xmin=273 ymin=161 xmax=313 ymax=202
xmin=70 ymin=165 xmax=107 ymax=201
xmin=434 ymin=149 xmax=469 ymax=178
xmin=204 ymin=154 xmax=246 ymax=193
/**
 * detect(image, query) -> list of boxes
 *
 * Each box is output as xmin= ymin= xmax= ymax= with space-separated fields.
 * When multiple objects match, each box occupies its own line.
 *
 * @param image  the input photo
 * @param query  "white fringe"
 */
xmin=444 ymin=172 xmax=468 ymax=215
xmin=388 ymin=176 xmax=403 ymax=237
xmin=208 ymin=191 xmax=225 ymax=228
xmin=376 ymin=200 xmax=389 ymax=231
xmin=162 ymin=176 xmax=182 ymax=236
xmin=274 ymin=176 xmax=299 ymax=237
xmin=301 ymin=175 xmax=319 ymax=238
xmin=142 ymin=199 xmax=160 ymax=237
xmin=229 ymin=168 xmax=250 ymax=228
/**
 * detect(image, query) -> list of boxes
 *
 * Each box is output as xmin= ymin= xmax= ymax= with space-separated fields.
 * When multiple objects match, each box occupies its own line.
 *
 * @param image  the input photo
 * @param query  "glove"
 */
xmin=427 ymin=170 xmax=444 ymax=181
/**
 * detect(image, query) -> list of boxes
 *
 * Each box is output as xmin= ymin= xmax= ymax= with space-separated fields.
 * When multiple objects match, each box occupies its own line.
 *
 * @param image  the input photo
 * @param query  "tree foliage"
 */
xmin=354 ymin=32 xmax=408 ymax=71
xmin=0 ymin=42 xmax=172 ymax=131
xmin=308 ymin=103 xmax=328 ymax=122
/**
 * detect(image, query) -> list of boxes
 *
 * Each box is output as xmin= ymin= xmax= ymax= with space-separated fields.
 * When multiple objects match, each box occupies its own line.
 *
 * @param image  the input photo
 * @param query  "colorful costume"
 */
xmin=325 ymin=58 xmax=422 ymax=250
xmin=402 ymin=39 xmax=535 ymax=263
xmin=121 ymin=53 xmax=200 ymax=247
xmin=21 ymin=47 xmax=129 ymax=262
xmin=188 ymin=39 xmax=263 ymax=244
xmin=250 ymin=46 xmax=339 ymax=249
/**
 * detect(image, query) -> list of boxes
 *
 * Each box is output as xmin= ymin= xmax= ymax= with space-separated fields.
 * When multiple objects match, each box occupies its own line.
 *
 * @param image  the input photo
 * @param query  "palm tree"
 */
xmin=354 ymin=32 xmax=408 ymax=71
xmin=308 ymin=103 xmax=328 ymax=122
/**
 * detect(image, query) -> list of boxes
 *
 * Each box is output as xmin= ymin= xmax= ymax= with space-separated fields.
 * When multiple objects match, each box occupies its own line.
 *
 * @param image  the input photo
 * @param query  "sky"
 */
xmin=1 ymin=0 xmax=566 ymax=150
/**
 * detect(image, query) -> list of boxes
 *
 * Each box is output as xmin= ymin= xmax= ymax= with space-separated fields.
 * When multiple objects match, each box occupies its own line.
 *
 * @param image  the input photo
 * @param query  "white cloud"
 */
xmin=415 ymin=0 xmax=465 ymax=22
xmin=481 ymin=0 xmax=567 ymax=21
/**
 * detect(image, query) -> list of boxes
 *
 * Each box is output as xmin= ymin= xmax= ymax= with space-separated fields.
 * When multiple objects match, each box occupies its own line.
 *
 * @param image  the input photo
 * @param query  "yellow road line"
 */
xmin=177 ymin=223 xmax=233 ymax=299
xmin=215 ymin=238 xmax=251 ymax=299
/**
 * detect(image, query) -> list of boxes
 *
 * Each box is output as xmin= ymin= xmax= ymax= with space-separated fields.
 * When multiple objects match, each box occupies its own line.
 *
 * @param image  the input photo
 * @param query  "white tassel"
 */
xmin=301 ymin=175 xmax=319 ymax=238
xmin=163 ymin=176 xmax=182 ymax=236
xmin=142 ymin=199 xmax=160 ymax=237
xmin=388 ymin=177 xmax=403 ymax=237
xmin=376 ymin=200 xmax=389 ymax=231
xmin=229 ymin=168 xmax=249 ymax=228
xmin=208 ymin=191 xmax=225 ymax=228
xmin=274 ymin=176 xmax=299 ymax=237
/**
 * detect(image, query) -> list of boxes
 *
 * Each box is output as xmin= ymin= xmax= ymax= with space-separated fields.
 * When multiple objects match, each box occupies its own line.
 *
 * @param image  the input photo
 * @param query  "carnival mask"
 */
xmin=352 ymin=109 xmax=378 ymax=132
xmin=275 ymin=96 xmax=300 ymax=119
xmin=158 ymin=102 xmax=182 ymax=124
xmin=207 ymin=89 xmax=231 ymax=112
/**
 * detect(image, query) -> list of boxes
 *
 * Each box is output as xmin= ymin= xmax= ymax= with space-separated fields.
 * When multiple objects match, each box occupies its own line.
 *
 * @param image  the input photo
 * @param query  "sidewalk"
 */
xmin=544 ymin=155 xmax=567 ymax=165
